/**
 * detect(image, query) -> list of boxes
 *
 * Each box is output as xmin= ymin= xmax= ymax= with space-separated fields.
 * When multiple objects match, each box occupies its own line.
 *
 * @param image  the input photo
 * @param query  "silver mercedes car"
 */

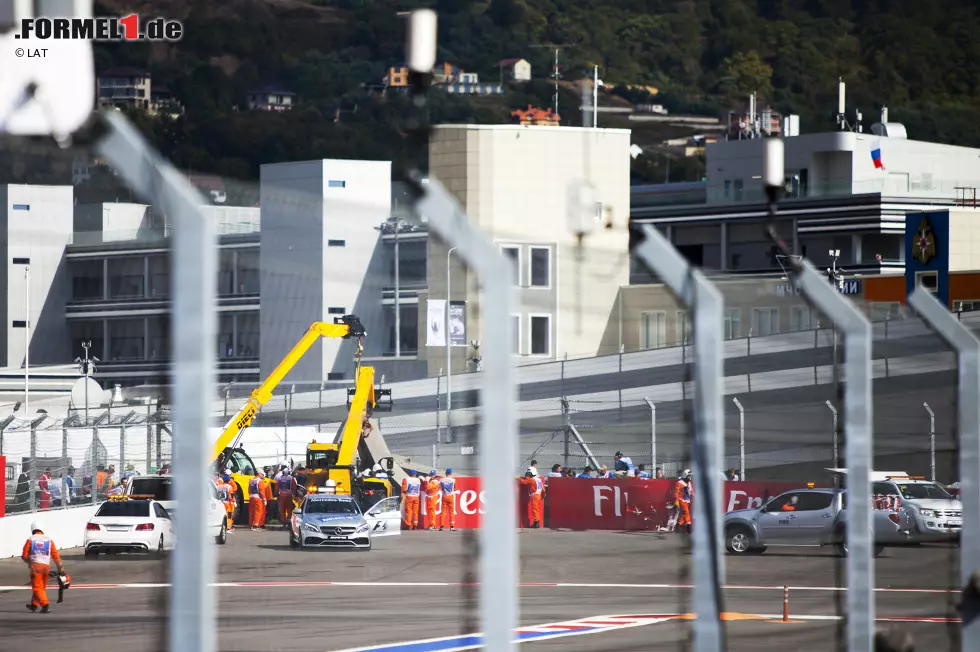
xmin=289 ymin=494 xmax=372 ymax=550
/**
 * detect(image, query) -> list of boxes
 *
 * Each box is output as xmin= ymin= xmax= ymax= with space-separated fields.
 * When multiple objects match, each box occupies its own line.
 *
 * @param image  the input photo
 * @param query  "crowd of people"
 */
xmin=10 ymin=462 xmax=140 ymax=512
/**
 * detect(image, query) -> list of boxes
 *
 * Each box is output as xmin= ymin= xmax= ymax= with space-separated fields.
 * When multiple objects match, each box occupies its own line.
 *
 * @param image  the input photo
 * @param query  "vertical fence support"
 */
xmin=62 ymin=425 xmax=68 ymax=508
xmin=733 ymin=397 xmax=745 ymax=481
xmin=409 ymin=173 xmax=517 ymax=651
xmin=644 ymin=397 xmax=656 ymax=471
xmin=30 ymin=422 xmax=37 ymax=513
xmin=908 ymin=288 xmax=980 ymax=652
xmin=91 ymin=426 xmax=98 ymax=505
xmin=120 ymin=425 xmax=127 ymax=476
xmin=633 ymin=224 xmax=724 ymax=651
xmin=780 ymin=253 xmax=874 ymax=652
xmin=97 ymin=110 xmax=217 ymax=652
xmin=146 ymin=404 xmax=153 ymax=474
xmin=924 ymin=402 xmax=936 ymax=482
xmin=826 ymin=400 xmax=839 ymax=468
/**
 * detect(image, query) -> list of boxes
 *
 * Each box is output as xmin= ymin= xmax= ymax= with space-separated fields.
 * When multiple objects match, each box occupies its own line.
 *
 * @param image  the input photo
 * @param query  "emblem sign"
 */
xmin=911 ymin=216 xmax=937 ymax=264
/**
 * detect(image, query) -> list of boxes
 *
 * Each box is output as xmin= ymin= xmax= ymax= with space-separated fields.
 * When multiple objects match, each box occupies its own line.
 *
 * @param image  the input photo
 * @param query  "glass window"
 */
xmin=733 ymin=179 xmax=744 ymax=201
xmin=675 ymin=310 xmax=692 ymax=344
xmin=148 ymin=255 xmax=168 ymax=298
xmin=530 ymin=247 xmax=550 ymax=288
xmin=237 ymin=313 xmax=258 ymax=357
xmin=511 ymin=315 xmax=520 ymax=354
xmin=303 ymin=498 xmax=360 ymax=514
xmin=71 ymin=260 xmax=104 ymax=301
xmin=872 ymin=482 xmax=896 ymax=496
xmin=390 ymin=240 xmax=427 ymax=287
xmin=752 ymin=308 xmax=779 ymax=336
xmin=218 ymin=314 xmax=234 ymax=358
xmin=790 ymin=306 xmax=811 ymax=332
xmin=501 ymin=246 xmax=520 ymax=286
xmin=385 ymin=304 xmax=418 ymax=355
xmin=129 ymin=477 xmax=172 ymax=502
xmin=530 ymin=315 xmax=550 ymax=355
xmin=640 ymin=311 xmax=666 ymax=349
xmin=895 ymin=483 xmax=952 ymax=500
xmin=107 ymin=257 xmax=145 ymax=299
xmin=218 ymin=250 xmax=235 ymax=296
xmin=765 ymin=492 xmax=801 ymax=512
xmin=724 ymin=308 xmax=741 ymax=340
xmin=70 ymin=321 xmax=104 ymax=360
xmin=871 ymin=302 xmax=902 ymax=321
xmin=148 ymin=316 xmax=169 ymax=360
xmin=96 ymin=501 xmax=150 ymax=517
xmin=107 ymin=318 xmax=145 ymax=360
xmin=915 ymin=271 xmax=938 ymax=293
xmin=796 ymin=492 xmax=835 ymax=511
xmin=236 ymin=250 xmax=259 ymax=294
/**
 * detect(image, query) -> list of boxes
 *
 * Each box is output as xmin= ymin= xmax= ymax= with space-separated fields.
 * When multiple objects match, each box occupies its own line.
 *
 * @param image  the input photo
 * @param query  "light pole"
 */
xmin=733 ymin=397 xmax=745 ymax=480
xmin=643 ymin=397 xmax=656 ymax=470
xmin=446 ymin=246 xmax=457 ymax=442
xmin=826 ymin=400 xmax=839 ymax=468
xmin=75 ymin=341 xmax=99 ymax=426
xmin=391 ymin=218 xmax=402 ymax=357
xmin=23 ymin=264 xmax=29 ymax=417
xmin=924 ymin=402 xmax=935 ymax=482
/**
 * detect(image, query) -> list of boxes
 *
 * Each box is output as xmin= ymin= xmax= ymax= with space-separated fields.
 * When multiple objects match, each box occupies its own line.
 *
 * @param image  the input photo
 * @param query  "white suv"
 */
xmin=126 ymin=475 xmax=228 ymax=544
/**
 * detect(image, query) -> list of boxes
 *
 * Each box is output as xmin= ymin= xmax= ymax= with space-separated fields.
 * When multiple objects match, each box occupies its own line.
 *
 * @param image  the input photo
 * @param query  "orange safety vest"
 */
xmin=425 ymin=479 xmax=440 ymax=499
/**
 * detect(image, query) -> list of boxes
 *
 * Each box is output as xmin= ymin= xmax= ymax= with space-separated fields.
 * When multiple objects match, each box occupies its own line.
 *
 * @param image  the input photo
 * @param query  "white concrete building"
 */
xmin=0 ymin=185 xmax=74 ymax=369
xmin=259 ymin=159 xmax=391 ymax=384
xmin=422 ymin=124 xmax=631 ymax=374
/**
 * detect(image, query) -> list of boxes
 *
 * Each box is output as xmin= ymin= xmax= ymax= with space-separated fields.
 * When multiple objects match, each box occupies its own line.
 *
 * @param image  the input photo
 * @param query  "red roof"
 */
xmin=499 ymin=58 xmax=525 ymax=66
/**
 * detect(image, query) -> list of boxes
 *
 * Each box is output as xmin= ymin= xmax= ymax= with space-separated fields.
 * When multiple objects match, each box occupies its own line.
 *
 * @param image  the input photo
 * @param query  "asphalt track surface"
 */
xmin=0 ymin=528 xmax=963 ymax=652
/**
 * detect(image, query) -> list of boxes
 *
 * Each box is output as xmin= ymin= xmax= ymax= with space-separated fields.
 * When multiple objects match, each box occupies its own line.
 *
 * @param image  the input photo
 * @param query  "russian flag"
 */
xmin=871 ymin=145 xmax=884 ymax=169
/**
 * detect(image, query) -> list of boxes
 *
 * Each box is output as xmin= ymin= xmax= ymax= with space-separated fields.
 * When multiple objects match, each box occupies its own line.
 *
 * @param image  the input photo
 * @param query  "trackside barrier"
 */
xmin=908 ymin=287 xmax=980 ymax=651
xmin=632 ymin=223 xmax=726 ymax=651
xmin=0 ymin=504 xmax=99 ymax=559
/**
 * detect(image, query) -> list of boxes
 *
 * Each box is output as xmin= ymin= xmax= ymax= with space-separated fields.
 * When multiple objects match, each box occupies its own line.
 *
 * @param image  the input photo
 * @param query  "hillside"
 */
xmin=91 ymin=0 xmax=980 ymax=184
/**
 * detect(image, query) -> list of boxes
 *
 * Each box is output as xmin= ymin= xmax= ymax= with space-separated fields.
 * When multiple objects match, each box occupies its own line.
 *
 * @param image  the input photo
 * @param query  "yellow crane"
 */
xmin=212 ymin=315 xmax=387 ymax=520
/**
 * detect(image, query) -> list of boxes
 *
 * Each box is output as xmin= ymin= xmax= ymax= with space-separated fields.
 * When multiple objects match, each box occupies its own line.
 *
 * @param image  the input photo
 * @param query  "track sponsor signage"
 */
xmin=409 ymin=477 xmax=818 ymax=530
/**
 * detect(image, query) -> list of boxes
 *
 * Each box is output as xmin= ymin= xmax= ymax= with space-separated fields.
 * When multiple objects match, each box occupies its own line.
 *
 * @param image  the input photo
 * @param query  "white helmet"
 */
xmin=682 ymin=469 xmax=692 ymax=478
xmin=527 ymin=467 xmax=538 ymax=477
xmin=30 ymin=521 xmax=39 ymax=532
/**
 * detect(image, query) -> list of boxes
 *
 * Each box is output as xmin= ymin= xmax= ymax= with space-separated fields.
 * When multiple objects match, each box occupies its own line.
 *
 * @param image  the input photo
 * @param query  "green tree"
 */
xmin=722 ymin=50 xmax=774 ymax=101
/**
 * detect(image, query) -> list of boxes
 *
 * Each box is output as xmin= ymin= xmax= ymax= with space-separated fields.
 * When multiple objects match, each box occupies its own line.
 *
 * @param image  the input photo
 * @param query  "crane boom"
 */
xmin=211 ymin=315 xmax=365 ymax=466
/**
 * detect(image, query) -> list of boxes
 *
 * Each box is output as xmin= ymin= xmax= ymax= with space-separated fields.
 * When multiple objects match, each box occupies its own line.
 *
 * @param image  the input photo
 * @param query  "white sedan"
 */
xmin=84 ymin=498 xmax=175 ymax=556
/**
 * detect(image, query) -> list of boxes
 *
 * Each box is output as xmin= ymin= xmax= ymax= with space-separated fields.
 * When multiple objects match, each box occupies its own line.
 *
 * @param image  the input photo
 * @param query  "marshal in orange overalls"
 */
xmin=402 ymin=473 xmax=422 ymax=530
xmin=439 ymin=472 xmax=456 ymax=531
xmin=520 ymin=474 xmax=545 ymax=527
xmin=424 ymin=475 xmax=441 ymax=530
xmin=675 ymin=476 xmax=693 ymax=533
xmin=22 ymin=529 xmax=64 ymax=611
xmin=249 ymin=475 xmax=267 ymax=529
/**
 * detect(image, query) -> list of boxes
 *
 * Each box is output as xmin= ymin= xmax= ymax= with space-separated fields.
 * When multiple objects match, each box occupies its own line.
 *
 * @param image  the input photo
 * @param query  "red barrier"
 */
xmin=0 ymin=455 xmax=5 ymax=517
xmin=408 ymin=477 xmax=819 ymax=531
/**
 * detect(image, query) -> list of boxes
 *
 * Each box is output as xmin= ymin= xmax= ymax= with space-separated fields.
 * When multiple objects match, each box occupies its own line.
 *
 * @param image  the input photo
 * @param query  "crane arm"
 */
xmin=334 ymin=365 xmax=376 ymax=468
xmin=211 ymin=316 xmax=365 ymax=465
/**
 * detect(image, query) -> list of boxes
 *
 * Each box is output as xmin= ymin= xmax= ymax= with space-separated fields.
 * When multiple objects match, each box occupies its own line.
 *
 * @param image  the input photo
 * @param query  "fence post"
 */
xmin=733 ymin=397 xmax=745 ymax=481
xmin=120 ymin=424 xmax=127 ymax=476
xmin=908 ymin=287 xmax=980 ymax=652
xmin=30 ymin=421 xmax=37 ymax=513
xmin=644 ymin=397 xmax=656 ymax=470
xmin=146 ymin=402 xmax=153 ymax=474
xmin=62 ymin=425 xmax=69 ymax=509
xmin=633 ymin=224 xmax=725 ymax=650
xmin=826 ymin=400 xmax=839 ymax=469
xmin=923 ymin=402 xmax=936 ymax=482
xmin=91 ymin=426 xmax=98 ymax=505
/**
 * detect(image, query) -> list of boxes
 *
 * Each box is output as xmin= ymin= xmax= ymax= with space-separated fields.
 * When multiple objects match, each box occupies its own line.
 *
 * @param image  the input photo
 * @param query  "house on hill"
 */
xmin=499 ymin=58 xmax=531 ymax=82
xmin=247 ymin=86 xmax=295 ymax=112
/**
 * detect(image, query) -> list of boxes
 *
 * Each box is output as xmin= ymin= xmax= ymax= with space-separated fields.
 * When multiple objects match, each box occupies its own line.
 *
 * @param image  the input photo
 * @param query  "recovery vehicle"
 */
xmin=211 ymin=314 xmax=398 ymax=522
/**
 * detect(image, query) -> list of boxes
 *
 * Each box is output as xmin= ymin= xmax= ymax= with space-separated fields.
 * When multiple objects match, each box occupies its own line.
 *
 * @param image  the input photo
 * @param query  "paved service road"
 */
xmin=0 ymin=529 xmax=962 ymax=652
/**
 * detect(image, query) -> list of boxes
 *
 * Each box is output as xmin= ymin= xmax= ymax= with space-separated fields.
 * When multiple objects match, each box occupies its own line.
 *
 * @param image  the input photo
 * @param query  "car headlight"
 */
xmin=355 ymin=523 xmax=369 ymax=533
xmin=919 ymin=509 xmax=935 ymax=517
xmin=302 ymin=522 xmax=320 ymax=532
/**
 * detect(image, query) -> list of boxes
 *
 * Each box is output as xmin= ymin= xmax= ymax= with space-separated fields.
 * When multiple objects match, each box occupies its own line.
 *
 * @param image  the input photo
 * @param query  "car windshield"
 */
xmin=96 ymin=501 xmax=151 ymax=517
xmin=303 ymin=499 xmax=359 ymax=515
xmin=130 ymin=477 xmax=172 ymax=501
xmin=896 ymin=483 xmax=952 ymax=500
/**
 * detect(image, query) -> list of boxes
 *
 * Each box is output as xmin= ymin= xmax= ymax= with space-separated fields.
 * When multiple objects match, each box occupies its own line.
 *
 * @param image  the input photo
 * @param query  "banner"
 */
xmin=425 ymin=299 xmax=446 ymax=347
xmin=408 ymin=477 xmax=817 ymax=531
xmin=449 ymin=301 xmax=466 ymax=347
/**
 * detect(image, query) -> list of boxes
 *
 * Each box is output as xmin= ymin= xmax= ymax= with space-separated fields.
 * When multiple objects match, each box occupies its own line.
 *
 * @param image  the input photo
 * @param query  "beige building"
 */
xmin=420 ymin=124 xmax=632 ymax=374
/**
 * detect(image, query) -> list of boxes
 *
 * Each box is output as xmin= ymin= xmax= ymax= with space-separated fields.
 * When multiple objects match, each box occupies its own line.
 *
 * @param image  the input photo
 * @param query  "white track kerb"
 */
xmin=409 ymin=173 xmax=518 ymax=651
xmin=782 ymin=255 xmax=874 ymax=652
xmin=908 ymin=287 xmax=980 ymax=652
xmin=96 ymin=110 xmax=218 ymax=652
xmin=632 ymin=224 xmax=725 ymax=652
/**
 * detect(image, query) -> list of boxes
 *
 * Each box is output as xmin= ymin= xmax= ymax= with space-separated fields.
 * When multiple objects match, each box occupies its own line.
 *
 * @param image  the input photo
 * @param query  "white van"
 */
xmin=126 ymin=475 xmax=228 ymax=544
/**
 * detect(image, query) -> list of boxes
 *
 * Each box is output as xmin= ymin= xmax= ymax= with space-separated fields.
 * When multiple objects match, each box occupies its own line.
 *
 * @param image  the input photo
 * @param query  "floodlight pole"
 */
xmin=924 ymin=402 xmax=936 ymax=482
xmin=644 ymin=397 xmax=656 ymax=470
xmin=633 ymin=224 xmax=725 ymax=651
xmin=908 ymin=288 xmax=980 ymax=652
xmin=826 ymin=400 xmax=839 ymax=469
xmin=732 ymin=397 xmax=745 ymax=481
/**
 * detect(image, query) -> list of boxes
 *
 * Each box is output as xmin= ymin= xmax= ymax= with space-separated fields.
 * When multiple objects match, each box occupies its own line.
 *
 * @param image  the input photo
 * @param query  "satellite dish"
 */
xmin=70 ymin=376 xmax=107 ymax=411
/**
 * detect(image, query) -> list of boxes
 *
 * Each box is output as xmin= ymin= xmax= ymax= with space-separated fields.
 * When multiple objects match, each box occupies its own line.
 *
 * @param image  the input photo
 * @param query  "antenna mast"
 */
xmin=530 ymin=43 xmax=574 ymax=121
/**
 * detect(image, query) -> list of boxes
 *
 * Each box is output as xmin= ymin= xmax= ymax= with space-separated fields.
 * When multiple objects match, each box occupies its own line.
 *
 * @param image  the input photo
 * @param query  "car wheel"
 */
xmin=873 ymin=544 xmax=885 ymax=558
xmin=84 ymin=548 xmax=98 ymax=558
xmin=215 ymin=521 xmax=227 ymax=545
xmin=725 ymin=526 xmax=754 ymax=555
xmin=156 ymin=535 xmax=165 ymax=556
